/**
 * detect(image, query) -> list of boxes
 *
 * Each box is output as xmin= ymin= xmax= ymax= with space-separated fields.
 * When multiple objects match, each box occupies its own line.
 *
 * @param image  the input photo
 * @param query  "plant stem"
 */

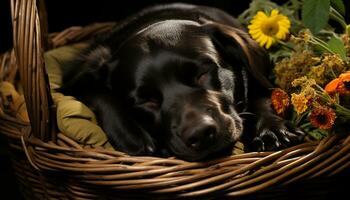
xmin=329 ymin=7 xmax=347 ymax=31
xmin=334 ymin=104 xmax=350 ymax=118
xmin=277 ymin=40 xmax=295 ymax=51
xmin=310 ymin=37 xmax=336 ymax=54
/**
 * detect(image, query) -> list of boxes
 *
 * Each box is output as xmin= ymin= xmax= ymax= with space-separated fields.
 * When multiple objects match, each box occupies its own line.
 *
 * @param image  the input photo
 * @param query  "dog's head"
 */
xmin=73 ymin=20 xmax=272 ymax=161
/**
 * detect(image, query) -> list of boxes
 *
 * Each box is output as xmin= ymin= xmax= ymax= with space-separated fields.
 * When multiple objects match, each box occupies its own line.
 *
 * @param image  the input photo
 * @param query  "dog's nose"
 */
xmin=183 ymin=115 xmax=217 ymax=150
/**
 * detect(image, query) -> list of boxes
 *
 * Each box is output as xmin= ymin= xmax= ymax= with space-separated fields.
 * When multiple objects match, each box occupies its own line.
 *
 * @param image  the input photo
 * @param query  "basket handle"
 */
xmin=10 ymin=0 xmax=55 ymax=141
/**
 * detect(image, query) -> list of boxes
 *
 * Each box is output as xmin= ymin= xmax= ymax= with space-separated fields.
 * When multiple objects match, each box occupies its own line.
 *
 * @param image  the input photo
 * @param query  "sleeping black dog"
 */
xmin=60 ymin=3 xmax=304 ymax=161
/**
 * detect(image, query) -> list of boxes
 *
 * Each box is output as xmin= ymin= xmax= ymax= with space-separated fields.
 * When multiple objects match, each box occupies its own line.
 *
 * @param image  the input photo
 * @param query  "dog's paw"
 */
xmin=251 ymin=115 xmax=305 ymax=151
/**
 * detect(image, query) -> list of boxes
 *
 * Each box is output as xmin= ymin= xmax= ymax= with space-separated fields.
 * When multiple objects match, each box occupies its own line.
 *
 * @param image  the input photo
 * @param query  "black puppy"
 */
xmin=61 ymin=3 xmax=304 ymax=161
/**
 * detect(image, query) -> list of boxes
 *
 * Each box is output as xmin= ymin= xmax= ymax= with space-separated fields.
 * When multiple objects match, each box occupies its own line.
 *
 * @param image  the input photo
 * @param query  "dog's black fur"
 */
xmin=60 ymin=3 xmax=304 ymax=161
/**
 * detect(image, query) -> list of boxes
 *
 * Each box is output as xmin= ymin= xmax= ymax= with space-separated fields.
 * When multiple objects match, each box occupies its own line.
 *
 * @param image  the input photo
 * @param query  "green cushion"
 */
xmin=45 ymin=43 xmax=89 ymax=90
xmin=52 ymin=93 xmax=114 ymax=150
xmin=45 ymin=44 xmax=114 ymax=150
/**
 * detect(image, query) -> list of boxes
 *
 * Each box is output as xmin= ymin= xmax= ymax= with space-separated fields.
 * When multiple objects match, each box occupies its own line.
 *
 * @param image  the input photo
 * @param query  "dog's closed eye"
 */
xmin=194 ymin=61 xmax=217 ymax=86
xmin=196 ymin=71 xmax=209 ymax=85
xmin=141 ymin=99 xmax=160 ymax=110
xmin=135 ymin=86 xmax=162 ymax=111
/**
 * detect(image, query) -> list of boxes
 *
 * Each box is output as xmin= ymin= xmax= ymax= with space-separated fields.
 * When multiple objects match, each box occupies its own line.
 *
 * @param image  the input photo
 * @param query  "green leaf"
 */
xmin=302 ymin=0 xmax=330 ymax=34
xmin=308 ymin=129 xmax=329 ymax=140
xmin=330 ymin=0 xmax=345 ymax=16
xmin=327 ymin=36 xmax=347 ymax=60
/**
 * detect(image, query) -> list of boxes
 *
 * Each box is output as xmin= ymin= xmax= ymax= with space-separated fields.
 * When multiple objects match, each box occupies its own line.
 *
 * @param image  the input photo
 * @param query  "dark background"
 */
xmin=1 ymin=0 xmax=253 ymax=54
xmin=1 ymin=0 xmax=350 ymax=199
xmin=1 ymin=0 xmax=350 ymax=53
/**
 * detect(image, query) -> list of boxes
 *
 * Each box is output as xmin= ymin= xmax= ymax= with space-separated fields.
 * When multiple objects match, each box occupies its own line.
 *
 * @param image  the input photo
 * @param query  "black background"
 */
xmin=0 ymin=0 xmax=350 ymax=199
xmin=1 ymin=0 xmax=350 ymax=53
xmin=0 ymin=0 xmax=253 ymax=54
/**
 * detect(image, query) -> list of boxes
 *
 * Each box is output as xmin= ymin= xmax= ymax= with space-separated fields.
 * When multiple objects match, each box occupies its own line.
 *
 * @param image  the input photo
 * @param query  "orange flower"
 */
xmin=338 ymin=71 xmax=350 ymax=95
xmin=271 ymin=88 xmax=290 ymax=115
xmin=324 ymin=71 xmax=350 ymax=95
xmin=309 ymin=105 xmax=336 ymax=129
xmin=324 ymin=78 xmax=340 ymax=94
xmin=339 ymin=71 xmax=350 ymax=79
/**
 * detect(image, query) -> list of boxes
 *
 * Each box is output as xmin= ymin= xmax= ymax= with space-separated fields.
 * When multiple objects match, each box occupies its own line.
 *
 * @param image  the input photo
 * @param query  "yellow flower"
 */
xmin=291 ymin=93 xmax=308 ymax=114
xmin=248 ymin=9 xmax=291 ymax=49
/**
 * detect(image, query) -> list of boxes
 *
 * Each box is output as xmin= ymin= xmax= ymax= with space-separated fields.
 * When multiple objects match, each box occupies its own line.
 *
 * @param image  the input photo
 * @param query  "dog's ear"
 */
xmin=94 ymin=94 xmax=156 ymax=156
xmin=202 ymin=22 xmax=274 ymax=89
xmin=60 ymin=45 xmax=117 ymax=94
xmin=60 ymin=45 xmax=156 ymax=156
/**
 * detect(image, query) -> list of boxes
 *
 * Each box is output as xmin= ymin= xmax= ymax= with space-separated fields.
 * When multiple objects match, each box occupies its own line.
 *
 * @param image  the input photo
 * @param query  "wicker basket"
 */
xmin=1 ymin=0 xmax=350 ymax=199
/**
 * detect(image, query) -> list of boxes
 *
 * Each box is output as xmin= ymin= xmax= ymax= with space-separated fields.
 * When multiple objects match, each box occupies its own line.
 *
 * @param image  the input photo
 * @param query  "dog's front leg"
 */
xmin=249 ymin=97 xmax=305 ymax=151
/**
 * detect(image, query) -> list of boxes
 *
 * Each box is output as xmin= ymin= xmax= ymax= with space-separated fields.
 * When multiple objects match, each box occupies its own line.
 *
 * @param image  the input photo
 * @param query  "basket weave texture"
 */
xmin=1 ymin=0 xmax=350 ymax=199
